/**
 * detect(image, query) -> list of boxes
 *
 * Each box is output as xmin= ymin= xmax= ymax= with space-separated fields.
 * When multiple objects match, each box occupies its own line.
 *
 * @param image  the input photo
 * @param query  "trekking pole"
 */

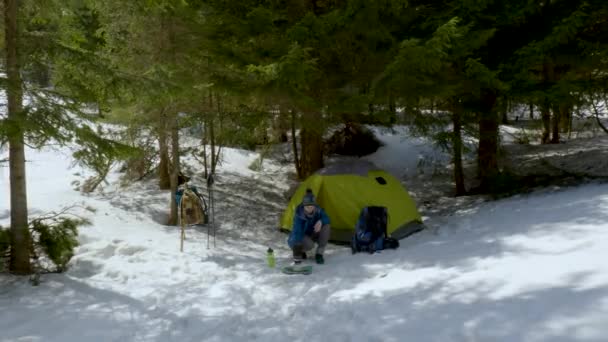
xmin=180 ymin=213 xmax=185 ymax=252
xmin=206 ymin=173 xmax=215 ymax=248
xmin=207 ymin=173 xmax=216 ymax=247
xmin=206 ymin=175 xmax=211 ymax=249
xmin=212 ymin=177 xmax=216 ymax=248
xmin=177 ymin=188 xmax=185 ymax=252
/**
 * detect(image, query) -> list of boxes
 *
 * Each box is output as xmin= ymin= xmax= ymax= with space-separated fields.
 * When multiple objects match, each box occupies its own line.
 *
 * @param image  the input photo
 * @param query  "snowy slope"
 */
xmin=363 ymin=125 xmax=451 ymax=179
xmin=2 ymin=132 xmax=608 ymax=341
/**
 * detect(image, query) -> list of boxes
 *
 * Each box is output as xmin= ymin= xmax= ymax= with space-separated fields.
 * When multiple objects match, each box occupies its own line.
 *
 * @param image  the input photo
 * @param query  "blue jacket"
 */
xmin=288 ymin=205 xmax=330 ymax=247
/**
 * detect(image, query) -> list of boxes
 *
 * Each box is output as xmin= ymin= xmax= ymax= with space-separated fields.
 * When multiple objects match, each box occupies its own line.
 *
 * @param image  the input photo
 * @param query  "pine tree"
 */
xmin=506 ymin=0 xmax=608 ymax=144
xmin=92 ymin=0 xmax=214 ymax=224
xmin=1 ymin=0 xmax=134 ymax=273
xmin=4 ymin=0 xmax=31 ymax=274
xmin=375 ymin=16 xmax=483 ymax=195
xmin=379 ymin=0 xmax=608 ymax=193
xmin=202 ymin=1 xmax=419 ymax=178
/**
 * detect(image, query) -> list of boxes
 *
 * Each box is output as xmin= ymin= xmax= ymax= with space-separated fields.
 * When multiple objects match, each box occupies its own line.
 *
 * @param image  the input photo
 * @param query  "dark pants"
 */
xmin=292 ymin=224 xmax=331 ymax=260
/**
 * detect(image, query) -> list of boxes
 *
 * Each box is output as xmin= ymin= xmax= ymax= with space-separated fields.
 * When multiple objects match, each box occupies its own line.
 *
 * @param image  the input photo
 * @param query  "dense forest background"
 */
xmin=2 ymin=0 xmax=607 ymax=274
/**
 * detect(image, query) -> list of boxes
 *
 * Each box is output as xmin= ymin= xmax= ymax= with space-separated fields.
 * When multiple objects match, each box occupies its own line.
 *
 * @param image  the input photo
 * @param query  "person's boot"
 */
xmin=315 ymin=254 xmax=324 ymax=265
xmin=291 ymin=258 xmax=303 ymax=268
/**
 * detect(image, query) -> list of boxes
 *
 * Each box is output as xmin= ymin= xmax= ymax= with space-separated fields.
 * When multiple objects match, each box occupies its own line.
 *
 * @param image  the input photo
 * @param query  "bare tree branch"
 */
xmin=28 ymin=204 xmax=93 ymax=226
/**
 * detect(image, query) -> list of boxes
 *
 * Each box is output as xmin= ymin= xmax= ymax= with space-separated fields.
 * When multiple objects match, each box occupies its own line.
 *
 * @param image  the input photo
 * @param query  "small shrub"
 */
xmin=30 ymin=216 xmax=90 ymax=272
xmin=0 ymin=213 xmax=89 ymax=274
xmin=515 ymin=132 xmax=531 ymax=144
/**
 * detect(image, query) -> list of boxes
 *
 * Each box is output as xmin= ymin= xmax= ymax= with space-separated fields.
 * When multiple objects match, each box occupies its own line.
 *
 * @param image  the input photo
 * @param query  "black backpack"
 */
xmin=352 ymin=206 xmax=399 ymax=253
xmin=365 ymin=206 xmax=387 ymax=242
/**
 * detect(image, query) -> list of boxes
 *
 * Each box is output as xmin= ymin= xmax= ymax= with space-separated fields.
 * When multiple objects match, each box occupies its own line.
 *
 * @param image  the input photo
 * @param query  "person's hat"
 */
xmin=301 ymin=189 xmax=316 ymax=206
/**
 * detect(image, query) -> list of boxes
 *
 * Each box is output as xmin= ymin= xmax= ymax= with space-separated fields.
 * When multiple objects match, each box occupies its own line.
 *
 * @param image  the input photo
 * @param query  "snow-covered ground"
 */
xmin=364 ymin=126 xmax=452 ymax=179
xmin=2 ymin=127 xmax=608 ymax=341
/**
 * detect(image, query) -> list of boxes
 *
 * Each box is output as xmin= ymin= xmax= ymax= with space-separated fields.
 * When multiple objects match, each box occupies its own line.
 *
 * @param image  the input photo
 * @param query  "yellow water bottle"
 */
xmin=267 ymin=247 xmax=275 ymax=268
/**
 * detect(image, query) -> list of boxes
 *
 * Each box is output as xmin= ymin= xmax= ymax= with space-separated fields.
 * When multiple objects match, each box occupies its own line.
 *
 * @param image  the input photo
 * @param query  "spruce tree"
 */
xmin=201 ymin=1 xmax=420 ymax=178
xmin=1 ymin=0 xmax=133 ymax=273
xmin=506 ymin=0 xmax=608 ymax=144
xmin=4 ymin=0 xmax=30 ymax=274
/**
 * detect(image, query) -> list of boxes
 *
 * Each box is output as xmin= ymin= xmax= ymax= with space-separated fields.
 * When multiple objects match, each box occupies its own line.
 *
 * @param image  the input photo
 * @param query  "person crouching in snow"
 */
xmin=288 ymin=189 xmax=331 ymax=265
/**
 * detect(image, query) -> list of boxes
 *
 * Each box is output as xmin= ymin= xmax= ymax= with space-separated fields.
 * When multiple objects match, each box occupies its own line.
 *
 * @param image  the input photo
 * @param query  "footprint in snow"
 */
xmin=118 ymin=246 xmax=147 ymax=256
xmin=96 ymin=244 xmax=117 ymax=259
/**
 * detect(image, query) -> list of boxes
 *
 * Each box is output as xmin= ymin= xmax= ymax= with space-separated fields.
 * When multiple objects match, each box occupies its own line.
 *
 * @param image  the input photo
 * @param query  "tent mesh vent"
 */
xmin=375 ymin=177 xmax=387 ymax=185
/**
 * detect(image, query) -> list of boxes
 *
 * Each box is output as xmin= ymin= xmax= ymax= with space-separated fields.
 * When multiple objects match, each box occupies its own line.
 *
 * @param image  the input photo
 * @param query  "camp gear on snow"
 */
xmin=352 ymin=206 xmax=387 ymax=253
xmin=175 ymin=175 xmax=216 ymax=252
xmin=176 ymin=186 xmax=208 ymax=226
xmin=282 ymin=264 xmax=313 ymax=275
xmin=383 ymin=237 xmax=400 ymax=249
xmin=358 ymin=206 xmax=387 ymax=242
xmin=267 ymin=247 xmax=276 ymax=268
xmin=280 ymin=160 xmax=424 ymax=243
xmin=177 ymin=184 xmax=209 ymax=252
xmin=351 ymin=206 xmax=398 ymax=254
xmin=207 ymin=173 xmax=216 ymax=248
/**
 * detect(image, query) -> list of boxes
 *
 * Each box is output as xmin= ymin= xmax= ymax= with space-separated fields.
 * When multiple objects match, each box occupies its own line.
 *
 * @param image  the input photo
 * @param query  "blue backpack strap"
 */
xmin=175 ymin=188 xmax=184 ymax=205
xmin=354 ymin=207 xmax=371 ymax=242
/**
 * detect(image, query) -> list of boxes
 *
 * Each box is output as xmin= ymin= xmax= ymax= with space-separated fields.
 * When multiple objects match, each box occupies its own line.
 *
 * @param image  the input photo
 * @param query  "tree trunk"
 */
xmin=167 ymin=113 xmax=180 ymax=226
xmin=541 ymin=60 xmax=554 ymax=144
xmin=541 ymin=102 xmax=551 ymax=144
xmin=274 ymin=107 xmax=289 ymax=143
xmin=595 ymin=112 xmax=608 ymax=134
xmin=299 ymin=111 xmax=324 ymax=179
xmin=210 ymin=95 xmax=220 ymax=175
xmin=214 ymin=114 xmax=223 ymax=173
xmin=529 ymin=102 xmax=534 ymax=119
xmin=209 ymin=114 xmax=215 ymax=175
xmin=6 ymin=0 xmax=32 ymax=275
xmin=591 ymin=100 xmax=608 ymax=134
xmin=388 ymin=91 xmax=397 ymax=123
xmin=501 ymin=98 xmax=509 ymax=125
xmin=452 ymin=104 xmax=466 ymax=196
xmin=477 ymin=90 xmax=499 ymax=192
xmin=291 ymin=109 xmax=302 ymax=179
xmin=550 ymin=104 xmax=561 ymax=143
xmin=202 ymin=115 xmax=209 ymax=179
xmin=158 ymin=108 xmax=171 ymax=189
xmin=560 ymin=104 xmax=572 ymax=133
xmin=209 ymin=112 xmax=217 ymax=174
xmin=202 ymin=90 xmax=213 ymax=179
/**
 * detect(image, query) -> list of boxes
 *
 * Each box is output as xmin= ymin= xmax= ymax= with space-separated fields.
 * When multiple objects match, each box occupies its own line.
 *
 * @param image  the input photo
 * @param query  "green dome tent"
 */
xmin=280 ymin=160 xmax=424 ymax=243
